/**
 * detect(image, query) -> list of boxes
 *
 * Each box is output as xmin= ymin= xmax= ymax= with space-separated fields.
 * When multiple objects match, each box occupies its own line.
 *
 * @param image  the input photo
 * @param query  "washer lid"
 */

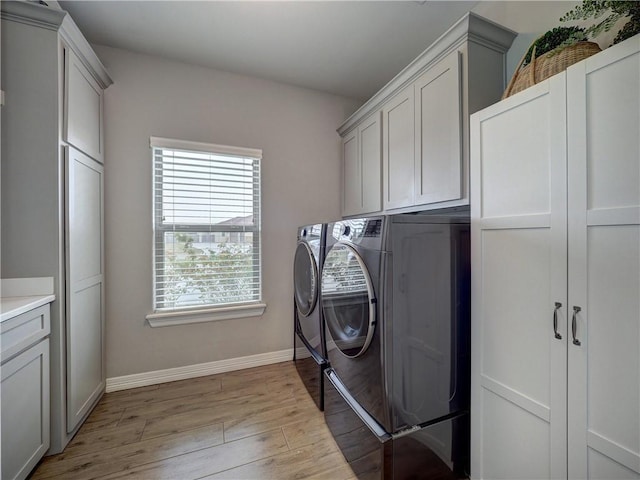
xmin=321 ymin=243 xmax=376 ymax=358
xmin=294 ymin=241 xmax=318 ymax=317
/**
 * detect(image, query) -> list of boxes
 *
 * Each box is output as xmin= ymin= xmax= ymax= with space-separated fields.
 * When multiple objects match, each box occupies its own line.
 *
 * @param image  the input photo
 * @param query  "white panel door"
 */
xmin=567 ymin=37 xmax=640 ymax=480
xmin=470 ymin=75 xmax=568 ymax=480
xmin=414 ymin=50 xmax=462 ymax=205
xmin=66 ymin=146 xmax=105 ymax=432
xmin=65 ymin=48 xmax=104 ymax=163
xmin=359 ymin=111 xmax=382 ymax=215
xmin=1 ymin=339 xmax=50 ymax=480
xmin=382 ymin=85 xmax=415 ymax=210
xmin=342 ymin=129 xmax=360 ymax=217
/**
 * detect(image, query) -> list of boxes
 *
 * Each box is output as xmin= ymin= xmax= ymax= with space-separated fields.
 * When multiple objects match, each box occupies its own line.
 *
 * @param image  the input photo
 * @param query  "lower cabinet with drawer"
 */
xmin=1 ymin=304 xmax=51 ymax=480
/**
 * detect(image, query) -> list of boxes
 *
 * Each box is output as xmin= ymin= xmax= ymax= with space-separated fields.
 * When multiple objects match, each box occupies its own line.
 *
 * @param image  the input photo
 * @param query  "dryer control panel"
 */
xmin=330 ymin=217 xmax=384 ymax=250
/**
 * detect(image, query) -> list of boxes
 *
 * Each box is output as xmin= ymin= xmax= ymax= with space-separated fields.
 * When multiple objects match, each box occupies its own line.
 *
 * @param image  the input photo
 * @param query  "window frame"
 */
xmin=146 ymin=136 xmax=266 ymax=327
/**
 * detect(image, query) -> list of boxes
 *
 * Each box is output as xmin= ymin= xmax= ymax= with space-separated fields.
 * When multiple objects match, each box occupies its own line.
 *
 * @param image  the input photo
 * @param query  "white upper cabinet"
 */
xmin=359 ymin=112 xmax=382 ymax=215
xmin=414 ymin=50 xmax=462 ymax=205
xmin=342 ymin=129 xmax=360 ymax=216
xmin=471 ymin=35 xmax=640 ymax=480
xmin=342 ymin=111 xmax=381 ymax=217
xmin=382 ymin=85 xmax=415 ymax=211
xmin=338 ymin=13 xmax=516 ymax=217
xmin=65 ymin=49 xmax=104 ymax=163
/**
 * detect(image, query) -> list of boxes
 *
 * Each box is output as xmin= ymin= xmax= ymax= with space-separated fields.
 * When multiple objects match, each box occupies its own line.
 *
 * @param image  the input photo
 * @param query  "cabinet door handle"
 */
xmin=553 ymin=302 xmax=562 ymax=340
xmin=572 ymin=306 xmax=582 ymax=346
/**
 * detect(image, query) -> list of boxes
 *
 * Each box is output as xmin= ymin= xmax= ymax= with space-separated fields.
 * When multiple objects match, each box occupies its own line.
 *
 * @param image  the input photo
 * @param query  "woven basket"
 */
xmin=502 ymin=41 xmax=602 ymax=99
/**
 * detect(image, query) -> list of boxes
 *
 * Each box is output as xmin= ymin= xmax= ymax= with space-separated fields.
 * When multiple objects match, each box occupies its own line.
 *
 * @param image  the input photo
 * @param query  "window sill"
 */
xmin=146 ymin=302 xmax=267 ymax=327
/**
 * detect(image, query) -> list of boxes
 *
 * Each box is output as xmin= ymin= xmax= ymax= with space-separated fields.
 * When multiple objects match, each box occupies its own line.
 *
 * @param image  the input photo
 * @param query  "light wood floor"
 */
xmin=32 ymin=361 xmax=356 ymax=480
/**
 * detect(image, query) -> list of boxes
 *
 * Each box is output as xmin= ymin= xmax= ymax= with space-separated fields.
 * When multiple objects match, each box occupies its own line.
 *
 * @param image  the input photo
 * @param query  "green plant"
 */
xmin=523 ymin=26 xmax=587 ymax=66
xmin=560 ymin=0 xmax=640 ymax=45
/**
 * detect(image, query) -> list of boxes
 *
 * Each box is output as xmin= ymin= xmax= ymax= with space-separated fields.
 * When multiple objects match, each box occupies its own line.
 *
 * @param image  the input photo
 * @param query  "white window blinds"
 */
xmin=151 ymin=137 xmax=261 ymax=311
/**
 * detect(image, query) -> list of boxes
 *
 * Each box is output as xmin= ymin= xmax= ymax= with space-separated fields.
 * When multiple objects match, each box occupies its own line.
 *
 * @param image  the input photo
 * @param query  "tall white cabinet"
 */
xmin=566 ymin=37 xmax=640 ymax=480
xmin=470 ymin=36 xmax=640 ymax=480
xmin=1 ymin=2 xmax=112 ymax=454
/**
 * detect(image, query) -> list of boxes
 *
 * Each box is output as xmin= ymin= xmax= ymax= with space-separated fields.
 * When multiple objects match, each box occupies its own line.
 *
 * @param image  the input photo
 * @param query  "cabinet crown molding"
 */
xmin=0 ymin=1 xmax=65 ymax=30
xmin=1 ymin=1 xmax=113 ymax=89
xmin=337 ymin=11 xmax=516 ymax=137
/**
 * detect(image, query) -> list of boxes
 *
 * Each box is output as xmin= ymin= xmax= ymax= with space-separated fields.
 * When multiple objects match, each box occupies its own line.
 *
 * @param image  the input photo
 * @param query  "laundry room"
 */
xmin=1 ymin=1 xmax=638 ymax=479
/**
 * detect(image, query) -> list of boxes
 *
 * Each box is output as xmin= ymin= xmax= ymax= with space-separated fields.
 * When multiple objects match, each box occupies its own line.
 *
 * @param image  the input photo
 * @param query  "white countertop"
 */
xmin=0 ymin=294 xmax=56 ymax=323
xmin=1 ymin=277 xmax=55 ymax=323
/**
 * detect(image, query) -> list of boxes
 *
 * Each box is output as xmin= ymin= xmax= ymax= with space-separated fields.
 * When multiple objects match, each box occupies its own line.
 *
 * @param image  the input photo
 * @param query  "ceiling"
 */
xmin=57 ymin=1 xmax=578 ymax=101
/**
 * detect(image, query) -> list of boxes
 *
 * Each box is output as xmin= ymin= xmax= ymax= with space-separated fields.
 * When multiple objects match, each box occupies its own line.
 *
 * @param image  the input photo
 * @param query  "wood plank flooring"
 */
xmin=32 ymin=361 xmax=356 ymax=480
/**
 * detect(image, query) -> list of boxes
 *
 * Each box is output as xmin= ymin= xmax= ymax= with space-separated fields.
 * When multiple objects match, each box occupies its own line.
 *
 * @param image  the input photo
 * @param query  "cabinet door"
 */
xmin=567 ymin=37 xmax=640 ymax=480
xmin=470 ymin=75 xmax=568 ymax=480
xmin=65 ymin=48 xmax=104 ymax=163
xmin=1 ymin=338 xmax=50 ymax=480
xmin=359 ymin=111 xmax=381 ymax=215
xmin=343 ymin=112 xmax=382 ymax=217
xmin=342 ymin=129 xmax=360 ymax=217
xmin=414 ymin=51 xmax=462 ymax=205
xmin=66 ymin=146 xmax=105 ymax=432
xmin=382 ymin=85 xmax=415 ymax=210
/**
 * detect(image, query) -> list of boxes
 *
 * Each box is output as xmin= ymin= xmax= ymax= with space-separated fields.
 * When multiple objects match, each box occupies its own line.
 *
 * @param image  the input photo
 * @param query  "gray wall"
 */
xmin=472 ymin=1 xmax=580 ymax=83
xmin=96 ymin=2 xmax=592 ymax=379
xmin=474 ymin=1 xmax=623 ymax=84
xmin=95 ymin=45 xmax=361 ymax=378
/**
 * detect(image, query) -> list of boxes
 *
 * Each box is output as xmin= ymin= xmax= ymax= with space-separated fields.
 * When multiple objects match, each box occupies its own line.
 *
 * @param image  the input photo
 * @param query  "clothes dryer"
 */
xmin=321 ymin=211 xmax=471 ymax=479
xmin=293 ymin=223 xmax=327 ymax=410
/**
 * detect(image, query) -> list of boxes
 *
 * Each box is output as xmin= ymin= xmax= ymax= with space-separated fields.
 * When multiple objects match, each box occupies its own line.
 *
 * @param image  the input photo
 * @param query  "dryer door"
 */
xmin=294 ymin=241 xmax=318 ymax=317
xmin=321 ymin=243 xmax=376 ymax=358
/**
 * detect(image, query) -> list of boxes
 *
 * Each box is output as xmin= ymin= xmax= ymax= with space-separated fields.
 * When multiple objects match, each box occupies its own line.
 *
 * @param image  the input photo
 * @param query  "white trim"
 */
xmin=587 ymin=431 xmax=640 ymax=475
xmin=60 ymin=14 xmax=113 ymax=88
xmin=146 ymin=302 xmax=266 ymax=327
xmin=0 ymin=1 xmax=112 ymax=89
xmin=0 ymin=1 xmax=66 ymax=32
xmin=150 ymin=136 xmax=262 ymax=159
xmin=106 ymin=348 xmax=293 ymax=392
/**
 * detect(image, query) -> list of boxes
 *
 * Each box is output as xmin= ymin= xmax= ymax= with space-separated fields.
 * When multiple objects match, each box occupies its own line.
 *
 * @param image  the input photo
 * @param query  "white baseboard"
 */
xmin=106 ymin=348 xmax=294 ymax=393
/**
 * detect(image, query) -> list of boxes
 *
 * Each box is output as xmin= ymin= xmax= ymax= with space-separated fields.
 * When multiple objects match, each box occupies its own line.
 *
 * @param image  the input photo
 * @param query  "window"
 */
xmin=150 ymin=137 xmax=262 ymax=320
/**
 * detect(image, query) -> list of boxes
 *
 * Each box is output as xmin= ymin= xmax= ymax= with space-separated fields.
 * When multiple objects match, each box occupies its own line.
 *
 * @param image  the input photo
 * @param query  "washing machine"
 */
xmin=321 ymin=211 xmax=471 ymax=479
xmin=293 ymin=223 xmax=327 ymax=410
